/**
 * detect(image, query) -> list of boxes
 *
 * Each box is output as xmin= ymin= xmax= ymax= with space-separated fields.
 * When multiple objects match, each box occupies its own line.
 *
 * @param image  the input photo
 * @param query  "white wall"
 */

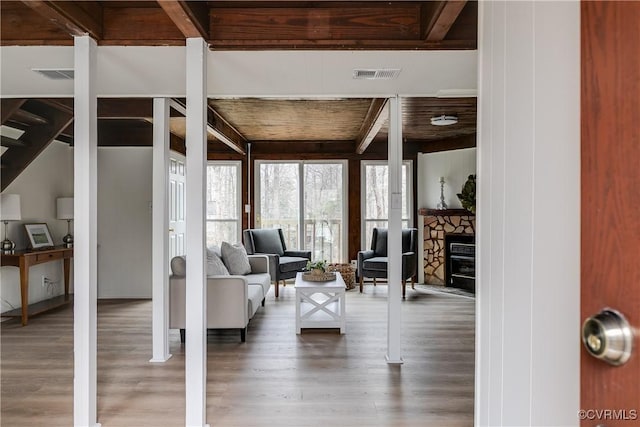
xmin=476 ymin=2 xmax=580 ymax=426
xmin=1 ymin=141 xmax=74 ymax=313
xmin=1 ymin=47 xmax=477 ymax=98
xmin=418 ymin=147 xmax=476 ymax=210
xmin=97 ymin=147 xmax=152 ymax=299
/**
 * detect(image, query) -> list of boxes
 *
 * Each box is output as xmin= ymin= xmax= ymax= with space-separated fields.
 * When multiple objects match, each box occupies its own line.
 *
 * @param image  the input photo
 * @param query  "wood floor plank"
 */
xmin=1 ymin=284 xmax=474 ymax=426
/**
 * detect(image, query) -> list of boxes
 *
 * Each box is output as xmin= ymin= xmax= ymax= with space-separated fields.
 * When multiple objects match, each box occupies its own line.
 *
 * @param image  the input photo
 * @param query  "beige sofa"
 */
xmin=169 ymin=254 xmax=270 ymax=342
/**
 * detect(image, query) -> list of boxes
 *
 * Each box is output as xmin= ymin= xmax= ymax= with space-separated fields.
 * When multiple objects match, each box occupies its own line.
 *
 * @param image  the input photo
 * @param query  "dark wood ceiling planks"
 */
xmin=1 ymin=1 xmax=477 ymax=50
xmin=208 ymin=98 xmax=374 ymax=142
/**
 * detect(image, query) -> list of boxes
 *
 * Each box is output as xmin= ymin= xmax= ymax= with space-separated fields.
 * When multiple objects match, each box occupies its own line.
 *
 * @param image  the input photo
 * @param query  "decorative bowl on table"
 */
xmin=302 ymin=271 xmax=337 ymax=282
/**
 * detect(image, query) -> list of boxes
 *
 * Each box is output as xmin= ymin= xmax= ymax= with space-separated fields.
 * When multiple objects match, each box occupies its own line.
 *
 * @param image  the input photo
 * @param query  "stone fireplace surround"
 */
xmin=419 ymin=208 xmax=476 ymax=285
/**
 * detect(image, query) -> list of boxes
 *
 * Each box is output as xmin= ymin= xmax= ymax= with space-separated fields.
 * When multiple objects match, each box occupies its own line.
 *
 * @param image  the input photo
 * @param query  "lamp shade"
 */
xmin=0 ymin=194 xmax=22 ymax=221
xmin=57 ymin=197 xmax=74 ymax=220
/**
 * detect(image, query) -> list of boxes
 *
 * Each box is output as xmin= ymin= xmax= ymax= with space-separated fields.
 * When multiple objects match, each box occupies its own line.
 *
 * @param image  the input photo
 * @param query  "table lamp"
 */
xmin=1 ymin=194 xmax=21 ymax=251
xmin=57 ymin=197 xmax=74 ymax=247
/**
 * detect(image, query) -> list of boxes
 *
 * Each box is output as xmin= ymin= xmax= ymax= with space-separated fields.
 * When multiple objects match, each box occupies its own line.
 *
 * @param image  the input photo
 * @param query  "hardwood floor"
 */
xmin=1 ymin=284 xmax=475 ymax=427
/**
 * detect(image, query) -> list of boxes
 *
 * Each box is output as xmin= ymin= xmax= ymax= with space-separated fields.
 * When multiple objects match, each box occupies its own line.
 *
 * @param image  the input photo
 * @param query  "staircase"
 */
xmin=1 ymin=98 xmax=74 ymax=191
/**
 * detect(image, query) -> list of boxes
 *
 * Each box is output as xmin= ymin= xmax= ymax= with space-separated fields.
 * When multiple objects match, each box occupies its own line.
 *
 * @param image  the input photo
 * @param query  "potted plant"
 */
xmin=306 ymin=260 xmax=328 ymax=276
xmin=457 ymin=174 xmax=476 ymax=213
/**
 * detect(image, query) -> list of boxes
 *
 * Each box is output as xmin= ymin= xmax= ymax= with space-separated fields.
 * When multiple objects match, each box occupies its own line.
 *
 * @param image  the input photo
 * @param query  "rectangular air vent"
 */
xmin=32 ymin=68 xmax=74 ymax=80
xmin=353 ymin=68 xmax=401 ymax=80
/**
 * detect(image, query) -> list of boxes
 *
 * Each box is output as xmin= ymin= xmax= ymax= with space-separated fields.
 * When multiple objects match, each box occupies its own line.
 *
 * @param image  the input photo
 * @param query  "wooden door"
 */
xmin=169 ymin=153 xmax=186 ymax=259
xmin=581 ymin=2 xmax=640 ymax=425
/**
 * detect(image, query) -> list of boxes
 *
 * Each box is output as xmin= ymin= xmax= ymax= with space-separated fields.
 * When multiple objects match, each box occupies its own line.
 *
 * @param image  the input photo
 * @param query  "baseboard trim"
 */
xmin=149 ymin=354 xmax=173 ymax=363
xmin=385 ymin=355 xmax=404 ymax=365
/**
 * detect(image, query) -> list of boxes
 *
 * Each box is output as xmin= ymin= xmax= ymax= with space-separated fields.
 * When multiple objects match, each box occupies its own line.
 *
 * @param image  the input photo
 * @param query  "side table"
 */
xmin=294 ymin=272 xmax=346 ymax=334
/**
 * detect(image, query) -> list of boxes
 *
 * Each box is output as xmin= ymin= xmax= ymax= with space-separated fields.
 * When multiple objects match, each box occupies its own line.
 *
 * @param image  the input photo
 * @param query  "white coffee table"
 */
xmin=294 ymin=272 xmax=346 ymax=334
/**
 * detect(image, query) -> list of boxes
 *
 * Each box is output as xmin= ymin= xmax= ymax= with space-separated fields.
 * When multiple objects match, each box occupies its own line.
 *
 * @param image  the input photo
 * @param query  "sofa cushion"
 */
xmin=221 ymin=242 xmax=252 ymax=275
xmin=247 ymin=284 xmax=264 ymax=319
xmin=245 ymin=272 xmax=271 ymax=297
xmin=363 ymin=256 xmax=388 ymax=272
xmin=279 ymin=256 xmax=309 ymax=273
xmin=250 ymin=229 xmax=285 ymax=256
xmin=171 ymin=256 xmax=186 ymax=277
xmin=206 ymin=249 xmax=229 ymax=276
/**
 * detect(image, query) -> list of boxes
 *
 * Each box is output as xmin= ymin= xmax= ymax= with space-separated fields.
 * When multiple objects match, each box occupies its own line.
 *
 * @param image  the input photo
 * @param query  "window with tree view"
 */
xmin=362 ymin=161 xmax=412 ymax=249
xmin=206 ymin=161 xmax=241 ymax=247
xmin=257 ymin=161 xmax=346 ymax=263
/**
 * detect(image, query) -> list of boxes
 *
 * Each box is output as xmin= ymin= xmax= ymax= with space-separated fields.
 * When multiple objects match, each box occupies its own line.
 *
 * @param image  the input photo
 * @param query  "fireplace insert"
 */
xmin=445 ymin=233 xmax=475 ymax=293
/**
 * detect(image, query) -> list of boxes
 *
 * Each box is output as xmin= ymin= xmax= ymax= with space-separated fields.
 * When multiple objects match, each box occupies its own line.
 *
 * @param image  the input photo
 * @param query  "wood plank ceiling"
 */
xmin=0 ymin=1 xmax=478 ymax=188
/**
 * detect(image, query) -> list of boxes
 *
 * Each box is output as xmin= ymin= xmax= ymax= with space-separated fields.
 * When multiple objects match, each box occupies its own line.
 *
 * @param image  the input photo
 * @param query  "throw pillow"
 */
xmin=221 ymin=241 xmax=252 ymax=275
xmin=208 ymin=245 xmax=222 ymax=257
xmin=206 ymin=249 xmax=229 ymax=276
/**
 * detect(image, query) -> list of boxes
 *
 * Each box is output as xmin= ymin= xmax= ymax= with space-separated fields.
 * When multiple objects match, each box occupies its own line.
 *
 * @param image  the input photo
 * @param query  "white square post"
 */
xmin=185 ymin=37 xmax=209 ymax=427
xmin=73 ymin=35 xmax=101 ymax=427
xmin=150 ymin=98 xmax=172 ymax=363
xmin=386 ymin=96 xmax=403 ymax=364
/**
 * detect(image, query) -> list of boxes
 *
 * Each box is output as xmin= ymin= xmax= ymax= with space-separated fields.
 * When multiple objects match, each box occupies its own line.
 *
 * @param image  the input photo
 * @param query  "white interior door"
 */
xmin=169 ymin=153 xmax=186 ymax=259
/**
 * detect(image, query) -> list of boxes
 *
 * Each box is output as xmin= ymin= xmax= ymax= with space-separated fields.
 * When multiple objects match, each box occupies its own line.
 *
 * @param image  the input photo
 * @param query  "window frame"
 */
xmin=255 ymin=159 xmax=348 ymax=262
xmin=360 ymin=160 xmax=413 ymax=250
xmin=206 ymin=160 xmax=242 ymax=246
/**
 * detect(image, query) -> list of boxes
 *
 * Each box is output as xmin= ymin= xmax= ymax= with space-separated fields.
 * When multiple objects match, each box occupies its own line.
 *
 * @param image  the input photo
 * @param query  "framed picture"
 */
xmin=24 ymin=223 xmax=54 ymax=249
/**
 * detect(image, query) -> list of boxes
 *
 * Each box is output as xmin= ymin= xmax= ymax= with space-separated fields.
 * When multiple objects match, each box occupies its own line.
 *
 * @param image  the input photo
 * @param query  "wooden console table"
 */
xmin=1 ymin=246 xmax=73 ymax=326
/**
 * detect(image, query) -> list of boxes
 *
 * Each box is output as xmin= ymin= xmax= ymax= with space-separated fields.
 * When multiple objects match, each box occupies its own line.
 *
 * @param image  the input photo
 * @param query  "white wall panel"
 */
xmin=418 ymin=148 xmax=476 ymax=210
xmin=476 ymin=1 xmax=580 ymax=425
xmin=97 ymin=147 xmax=152 ymax=299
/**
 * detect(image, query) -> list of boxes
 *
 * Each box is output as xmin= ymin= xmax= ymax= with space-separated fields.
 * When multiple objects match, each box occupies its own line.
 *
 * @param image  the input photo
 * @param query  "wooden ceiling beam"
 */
xmin=208 ymin=38 xmax=474 ymax=51
xmin=1 ymin=99 xmax=26 ymax=125
xmin=423 ymin=1 xmax=467 ymax=41
xmin=207 ymin=106 xmax=247 ymax=155
xmin=405 ymin=134 xmax=476 ymax=154
xmin=355 ymin=99 xmax=389 ymax=155
xmin=20 ymin=0 xmax=103 ymax=40
xmin=170 ymin=133 xmax=186 ymax=155
xmin=98 ymin=98 xmax=153 ymax=119
xmin=157 ymin=0 xmax=209 ymax=39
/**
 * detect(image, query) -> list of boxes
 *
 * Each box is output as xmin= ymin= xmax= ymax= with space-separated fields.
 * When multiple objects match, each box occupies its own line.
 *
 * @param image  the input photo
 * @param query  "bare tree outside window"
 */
xmin=258 ymin=161 xmax=345 ymax=262
xmin=206 ymin=162 xmax=240 ymax=246
xmin=363 ymin=162 xmax=411 ymax=249
xmin=304 ymin=163 xmax=343 ymax=262
xmin=259 ymin=163 xmax=300 ymax=248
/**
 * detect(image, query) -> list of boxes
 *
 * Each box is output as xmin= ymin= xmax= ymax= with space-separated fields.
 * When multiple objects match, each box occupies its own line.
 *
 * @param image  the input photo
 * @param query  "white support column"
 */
xmin=185 ymin=37 xmax=209 ymax=427
xmin=150 ymin=98 xmax=172 ymax=363
xmin=73 ymin=35 xmax=101 ymax=427
xmin=386 ymin=96 xmax=403 ymax=364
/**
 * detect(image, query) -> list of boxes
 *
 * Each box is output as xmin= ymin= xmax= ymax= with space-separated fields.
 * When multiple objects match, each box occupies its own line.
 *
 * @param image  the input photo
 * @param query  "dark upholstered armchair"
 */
xmin=243 ymin=228 xmax=311 ymax=297
xmin=357 ymin=227 xmax=418 ymax=298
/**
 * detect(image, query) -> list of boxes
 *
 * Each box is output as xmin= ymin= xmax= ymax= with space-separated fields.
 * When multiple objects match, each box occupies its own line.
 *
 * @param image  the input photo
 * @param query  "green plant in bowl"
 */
xmin=457 ymin=174 xmax=476 ymax=213
xmin=306 ymin=260 xmax=328 ymax=274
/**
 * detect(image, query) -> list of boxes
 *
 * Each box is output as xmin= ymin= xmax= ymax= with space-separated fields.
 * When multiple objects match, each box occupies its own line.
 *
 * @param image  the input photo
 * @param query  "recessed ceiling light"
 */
xmin=430 ymin=115 xmax=458 ymax=126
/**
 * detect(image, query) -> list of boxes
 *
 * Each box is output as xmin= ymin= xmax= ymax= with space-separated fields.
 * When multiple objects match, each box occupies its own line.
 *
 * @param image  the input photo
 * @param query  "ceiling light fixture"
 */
xmin=430 ymin=115 xmax=458 ymax=126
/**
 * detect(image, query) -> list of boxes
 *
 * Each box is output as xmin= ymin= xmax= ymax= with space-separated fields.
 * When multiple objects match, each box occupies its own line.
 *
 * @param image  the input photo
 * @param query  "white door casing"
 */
xmin=169 ymin=153 xmax=186 ymax=259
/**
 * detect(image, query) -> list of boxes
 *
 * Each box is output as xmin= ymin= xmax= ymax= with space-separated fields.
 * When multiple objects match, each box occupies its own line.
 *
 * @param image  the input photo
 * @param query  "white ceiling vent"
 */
xmin=353 ymin=68 xmax=401 ymax=80
xmin=32 ymin=68 xmax=74 ymax=80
